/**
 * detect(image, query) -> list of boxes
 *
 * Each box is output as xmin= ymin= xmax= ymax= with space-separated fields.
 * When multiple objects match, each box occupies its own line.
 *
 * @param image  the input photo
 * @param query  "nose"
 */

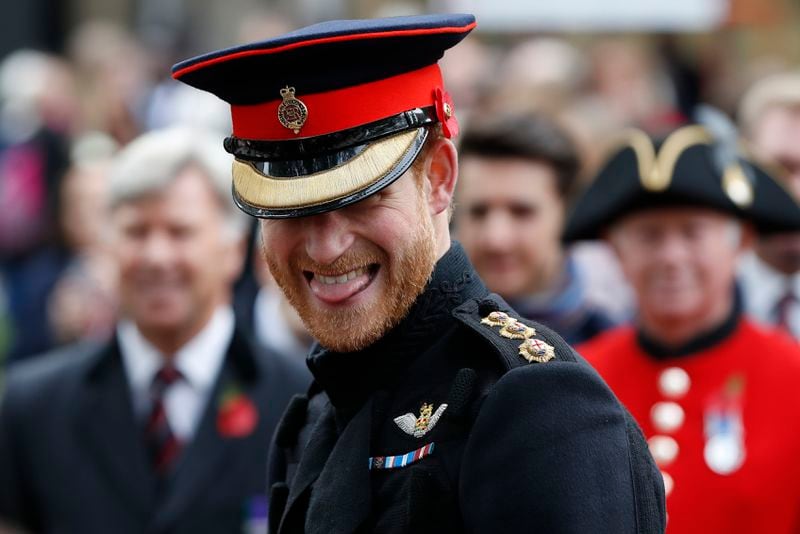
xmin=140 ymin=230 xmax=175 ymax=268
xmin=303 ymin=210 xmax=356 ymax=265
xmin=478 ymin=211 xmax=515 ymax=253
xmin=652 ymin=231 xmax=691 ymax=265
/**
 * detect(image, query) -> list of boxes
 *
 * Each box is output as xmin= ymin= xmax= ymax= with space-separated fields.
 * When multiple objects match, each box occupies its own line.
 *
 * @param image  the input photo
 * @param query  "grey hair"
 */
xmin=109 ymin=126 xmax=248 ymax=239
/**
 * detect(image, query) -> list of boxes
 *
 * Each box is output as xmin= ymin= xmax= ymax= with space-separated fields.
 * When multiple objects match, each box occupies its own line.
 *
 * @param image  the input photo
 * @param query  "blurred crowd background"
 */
xmin=1 ymin=0 xmax=799 ymax=383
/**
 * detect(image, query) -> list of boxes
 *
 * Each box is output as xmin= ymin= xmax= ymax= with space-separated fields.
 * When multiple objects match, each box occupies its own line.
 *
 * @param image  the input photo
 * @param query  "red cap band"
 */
xmin=231 ymin=64 xmax=444 ymax=141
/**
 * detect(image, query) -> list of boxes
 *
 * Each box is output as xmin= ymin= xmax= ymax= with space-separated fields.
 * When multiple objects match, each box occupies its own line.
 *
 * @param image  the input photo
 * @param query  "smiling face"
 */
xmin=260 ymin=169 xmax=442 ymax=352
xmin=608 ymin=208 xmax=745 ymax=342
xmin=112 ymin=167 xmax=243 ymax=351
xmin=455 ymin=157 xmax=566 ymax=298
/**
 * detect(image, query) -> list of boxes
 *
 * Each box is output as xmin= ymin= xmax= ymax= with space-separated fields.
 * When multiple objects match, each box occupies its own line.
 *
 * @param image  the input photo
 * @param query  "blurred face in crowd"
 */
xmin=751 ymin=106 xmax=800 ymax=199
xmin=455 ymin=157 xmax=565 ymax=298
xmin=609 ymin=208 xmax=748 ymax=344
xmin=260 ymin=139 xmax=456 ymax=353
xmin=750 ymin=105 xmax=800 ymax=274
xmin=60 ymin=162 xmax=111 ymax=252
xmin=112 ymin=167 xmax=243 ymax=351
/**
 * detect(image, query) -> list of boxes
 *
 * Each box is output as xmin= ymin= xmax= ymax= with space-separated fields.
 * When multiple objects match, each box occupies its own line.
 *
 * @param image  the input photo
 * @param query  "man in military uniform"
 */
xmin=569 ymin=125 xmax=800 ymax=533
xmin=173 ymin=14 xmax=665 ymax=533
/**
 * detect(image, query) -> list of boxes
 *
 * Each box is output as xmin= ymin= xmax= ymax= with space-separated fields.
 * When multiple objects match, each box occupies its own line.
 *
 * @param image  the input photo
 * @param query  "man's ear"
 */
xmin=423 ymin=138 xmax=458 ymax=216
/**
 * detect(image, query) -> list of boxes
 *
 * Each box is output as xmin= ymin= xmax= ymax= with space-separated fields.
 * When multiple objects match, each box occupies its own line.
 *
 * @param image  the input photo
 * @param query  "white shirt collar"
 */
xmin=118 ymin=306 xmax=235 ymax=412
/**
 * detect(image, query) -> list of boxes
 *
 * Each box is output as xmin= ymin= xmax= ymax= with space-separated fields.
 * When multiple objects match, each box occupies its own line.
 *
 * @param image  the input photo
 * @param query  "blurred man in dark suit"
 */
xmin=0 ymin=127 xmax=309 ymax=534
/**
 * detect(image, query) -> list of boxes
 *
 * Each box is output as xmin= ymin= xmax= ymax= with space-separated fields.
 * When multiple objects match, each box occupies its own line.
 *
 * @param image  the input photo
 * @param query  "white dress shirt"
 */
xmin=118 ymin=306 xmax=234 ymax=441
xmin=738 ymin=251 xmax=800 ymax=338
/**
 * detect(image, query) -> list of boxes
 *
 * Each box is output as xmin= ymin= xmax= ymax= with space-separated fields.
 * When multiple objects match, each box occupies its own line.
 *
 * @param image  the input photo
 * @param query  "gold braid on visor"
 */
xmin=232 ymin=129 xmax=424 ymax=218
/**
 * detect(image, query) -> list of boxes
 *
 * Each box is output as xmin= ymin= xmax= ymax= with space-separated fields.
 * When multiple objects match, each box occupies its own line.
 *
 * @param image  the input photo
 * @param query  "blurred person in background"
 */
xmin=0 ymin=50 xmax=73 ymax=364
xmin=572 ymin=125 xmax=800 ymax=533
xmin=736 ymin=71 xmax=800 ymax=339
xmin=0 ymin=127 xmax=309 ymax=534
xmin=46 ymin=132 xmax=119 ymax=348
xmin=455 ymin=113 xmax=617 ymax=344
xmin=66 ymin=21 xmax=155 ymax=145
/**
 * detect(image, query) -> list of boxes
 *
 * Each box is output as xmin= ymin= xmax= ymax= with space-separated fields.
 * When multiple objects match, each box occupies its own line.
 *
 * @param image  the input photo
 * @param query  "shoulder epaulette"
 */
xmin=452 ymin=294 xmax=578 ymax=371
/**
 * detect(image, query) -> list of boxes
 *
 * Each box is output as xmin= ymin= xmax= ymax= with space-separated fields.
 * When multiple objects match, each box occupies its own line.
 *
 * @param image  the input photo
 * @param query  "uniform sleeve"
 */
xmin=459 ymin=361 xmax=665 ymax=533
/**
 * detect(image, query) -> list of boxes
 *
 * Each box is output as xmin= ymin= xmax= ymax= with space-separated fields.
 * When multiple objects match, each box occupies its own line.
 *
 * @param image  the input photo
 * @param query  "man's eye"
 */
xmin=510 ymin=205 xmax=534 ymax=218
xmin=468 ymin=205 xmax=488 ymax=219
xmin=170 ymin=225 xmax=195 ymax=239
xmin=124 ymin=226 xmax=147 ymax=239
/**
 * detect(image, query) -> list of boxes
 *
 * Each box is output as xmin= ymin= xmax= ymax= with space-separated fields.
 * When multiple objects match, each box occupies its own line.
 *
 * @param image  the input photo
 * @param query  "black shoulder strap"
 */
xmin=451 ymin=294 xmax=577 ymax=372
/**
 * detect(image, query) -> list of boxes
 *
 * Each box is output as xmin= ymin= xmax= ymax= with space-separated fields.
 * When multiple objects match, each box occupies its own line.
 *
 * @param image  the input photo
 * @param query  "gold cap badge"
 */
xmin=277 ymin=86 xmax=308 ymax=134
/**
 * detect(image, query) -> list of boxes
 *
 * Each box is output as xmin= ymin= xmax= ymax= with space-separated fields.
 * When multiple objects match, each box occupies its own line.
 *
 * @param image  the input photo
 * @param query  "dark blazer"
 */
xmin=0 ymin=327 xmax=310 ymax=534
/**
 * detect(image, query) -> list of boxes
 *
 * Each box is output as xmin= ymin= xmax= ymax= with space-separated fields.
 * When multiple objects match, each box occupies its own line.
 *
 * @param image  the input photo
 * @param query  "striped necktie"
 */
xmin=144 ymin=365 xmax=183 ymax=477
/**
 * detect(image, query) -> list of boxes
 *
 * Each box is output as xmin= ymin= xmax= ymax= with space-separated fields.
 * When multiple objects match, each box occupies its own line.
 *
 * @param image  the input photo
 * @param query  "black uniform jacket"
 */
xmin=0 ymin=327 xmax=310 ymax=534
xmin=268 ymin=243 xmax=666 ymax=534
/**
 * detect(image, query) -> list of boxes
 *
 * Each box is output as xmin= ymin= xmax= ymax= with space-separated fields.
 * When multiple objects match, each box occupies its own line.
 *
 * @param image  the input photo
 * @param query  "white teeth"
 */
xmin=315 ymin=267 xmax=367 ymax=285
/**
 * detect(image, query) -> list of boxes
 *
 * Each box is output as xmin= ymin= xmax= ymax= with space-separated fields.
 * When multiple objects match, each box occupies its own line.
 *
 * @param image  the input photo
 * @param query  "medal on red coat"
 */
xmin=703 ymin=374 xmax=746 ymax=475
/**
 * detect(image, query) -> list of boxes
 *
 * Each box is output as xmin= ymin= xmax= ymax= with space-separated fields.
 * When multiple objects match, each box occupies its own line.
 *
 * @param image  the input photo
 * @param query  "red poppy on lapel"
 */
xmin=217 ymin=385 xmax=259 ymax=438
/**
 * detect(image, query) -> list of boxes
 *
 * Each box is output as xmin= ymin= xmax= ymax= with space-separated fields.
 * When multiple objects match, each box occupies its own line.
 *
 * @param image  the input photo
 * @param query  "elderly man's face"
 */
xmin=752 ymin=106 xmax=800 ymax=199
xmin=751 ymin=106 xmax=800 ymax=273
xmin=112 ymin=167 xmax=242 ymax=344
xmin=259 ymin=171 xmax=437 ymax=353
xmin=455 ymin=157 xmax=565 ymax=298
xmin=609 ymin=208 xmax=743 ymax=333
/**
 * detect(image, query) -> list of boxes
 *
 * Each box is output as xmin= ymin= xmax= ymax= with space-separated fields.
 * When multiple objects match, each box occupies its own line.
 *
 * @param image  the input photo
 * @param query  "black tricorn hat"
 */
xmin=171 ymin=14 xmax=475 ymax=219
xmin=563 ymin=125 xmax=800 ymax=242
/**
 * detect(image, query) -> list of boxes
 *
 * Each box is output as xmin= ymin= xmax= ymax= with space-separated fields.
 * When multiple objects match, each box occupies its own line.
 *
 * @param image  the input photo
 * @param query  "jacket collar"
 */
xmin=306 ymin=241 xmax=487 ymax=415
xmin=636 ymin=292 xmax=741 ymax=360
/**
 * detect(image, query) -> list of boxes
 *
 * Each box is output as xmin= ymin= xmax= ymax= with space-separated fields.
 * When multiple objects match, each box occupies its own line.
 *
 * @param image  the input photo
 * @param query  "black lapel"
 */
xmin=304 ymin=398 xmax=373 ymax=534
xmin=73 ymin=339 xmax=154 ymax=518
xmin=279 ymin=401 xmax=338 ymax=532
xmin=150 ymin=329 xmax=259 ymax=531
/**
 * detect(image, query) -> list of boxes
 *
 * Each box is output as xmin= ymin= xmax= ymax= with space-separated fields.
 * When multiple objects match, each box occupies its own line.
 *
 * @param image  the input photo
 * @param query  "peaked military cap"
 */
xmin=172 ymin=14 xmax=476 ymax=218
xmin=563 ymin=124 xmax=800 ymax=241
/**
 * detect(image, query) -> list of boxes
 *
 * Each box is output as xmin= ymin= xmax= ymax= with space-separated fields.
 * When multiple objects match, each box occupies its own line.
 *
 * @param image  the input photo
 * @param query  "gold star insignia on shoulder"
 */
xmin=519 ymin=338 xmax=555 ymax=363
xmin=499 ymin=320 xmax=536 ymax=340
xmin=480 ymin=311 xmax=512 ymax=327
xmin=480 ymin=309 xmax=553 ymax=363
xmin=394 ymin=402 xmax=448 ymax=438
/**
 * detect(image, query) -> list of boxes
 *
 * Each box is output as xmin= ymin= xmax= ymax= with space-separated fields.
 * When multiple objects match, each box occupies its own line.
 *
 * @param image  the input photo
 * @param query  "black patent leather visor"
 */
xmin=231 ymin=127 xmax=428 ymax=219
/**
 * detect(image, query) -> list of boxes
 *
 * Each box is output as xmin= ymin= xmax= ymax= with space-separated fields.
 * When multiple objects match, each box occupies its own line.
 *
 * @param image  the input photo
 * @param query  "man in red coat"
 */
xmin=568 ymin=125 xmax=800 ymax=533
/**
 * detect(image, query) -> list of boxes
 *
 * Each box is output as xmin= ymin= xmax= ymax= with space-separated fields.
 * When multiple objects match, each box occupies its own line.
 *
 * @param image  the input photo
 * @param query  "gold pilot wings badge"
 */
xmin=394 ymin=402 xmax=448 ymax=438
